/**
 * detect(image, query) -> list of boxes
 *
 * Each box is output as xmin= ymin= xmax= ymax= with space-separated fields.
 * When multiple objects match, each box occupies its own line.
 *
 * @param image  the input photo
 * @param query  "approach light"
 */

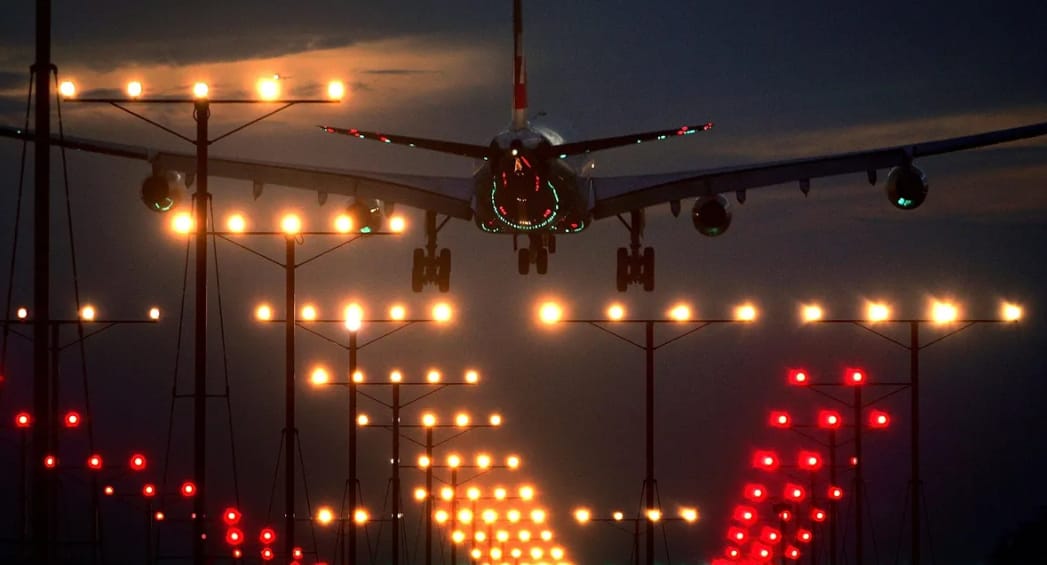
xmin=80 ymin=305 xmax=96 ymax=321
xmin=192 ymin=82 xmax=209 ymax=99
xmin=223 ymin=508 xmax=242 ymax=525
xmin=103 ymin=485 xmax=114 ymax=496
xmin=1002 ymin=302 xmax=1023 ymax=322
xmin=447 ymin=454 xmax=461 ymax=468
xmin=811 ymin=508 xmax=827 ymax=523
xmin=454 ymin=413 xmax=470 ymax=427
xmin=457 ymin=508 xmax=473 ymax=524
xmin=352 ymin=370 xmax=364 ymax=383
xmin=669 ymin=303 xmax=691 ymax=322
xmin=465 ymin=369 xmax=479 ymax=383
xmin=760 ymin=526 xmax=782 ymax=544
xmin=180 ymin=481 xmax=197 ymax=497
xmin=142 ymin=483 xmax=156 ymax=497
xmin=451 ymin=530 xmax=465 ymax=544
xmin=845 ymin=368 xmax=866 ymax=385
xmin=732 ymin=505 xmax=757 ymax=525
xmin=389 ymin=215 xmax=406 ymax=233
xmin=149 ymin=307 xmax=161 ymax=320
xmin=259 ymin=527 xmax=276 ymax=544
xmin=414 ymin=488 xmax=427 ymax=501
xmin=154 ymin=511 xmax=165 ymax=521
xmin=506 ymin=455 xmax=520 ymax=469
xmin=354 ymin=509 xmax=369 ymax=523
xmin=310 ymin=367 xmax=330 ymax=386
xmin=440 ymin=487 xmax=454 ymax=500
xmin=607 ymin=303 xmax=626 ymax=320
xmin=866 ymin=301 xmax=890 ymax=322
xmin=280 ymin=213 xmax=302 ymax=234
xmin=421 ymin=413 xmax=437 ymax=427
xmin=785 ymin=545 xmax=802 ymax=560
xmin=226 ymin=214 xmax=246 ymax=233
xmin=752 ymin=450 xmax=779 ymax=471
xmin=519 ymin=485 xmax=535 ymax=500
xmin=646 ymin=508 xmax=662 ymax=522
xmin=126 ymin=81 xmax=143 ymax=98
xmin=531 ymin=509 xmax=546 ymax=523
xmin=727 ymin=526 xmax=747 ymax=543
xmin=796 ymin=528 xmax=813 ymax=543
xmin=225 ymin=527 xmax=244 ymax=546
xmin=787 ymin=368 xmax=810 ymax=385
xmin=538 ymin=301 xmax=562 ymax=324
xmin=482 ymin=509 xmax=498 ymax=524
xmin=172 ymin=212 xmax=194 ymax=234
xmin=931 ymin=301 xmax=959 ymax=324
xmin=257 ymin=77 xmax=280 ymax=100
xmin=574 ymin=508 xmax=591 ymax=523
xmin=432 ymin=302 xmax=452 ymax=323
xmin=260 ymin=547 xmax=274 ymax=561
xmin=494 ymin=487 xmax=507 ymax=500
xmin=868 ymin=409 xmax=890 ymax=429
xmin=315 ymin=505 xmax=336 ymax=525
xmin=779 ymin=509 xmax=793 ymax=522
xmin=343 ymin=303 xmax=363 ymax=331
xmin=744 ymin=483 xmax=767 ymax=501
xmin=612 ymin=511 xmax=624 ymax=521
xmin=300 ymin=304 xmax=317 ymax=321
xmin=43 ymin=455 xmax=58 ymax=469
xmin=129 ymin=453 xmax=147 ymax=471
xmin=818 ymin=410 xmax=842 ymax=429
xmin=59 ymin=81 xmax=76 ymax=98
xmin=489 ymin=413 xmax=503 ymax=426
xmin=828 ymin=485 xmax=844 ymax=500
xmin=356 ymin=414 xmax=369 ymax=426
xmin=389 ymin=369 xmax=403 ymax=383
xmin=784 ymin=483 xmax=806 ymax=502
xmin=16 ymin=307 xmax=28 ymax=319
xmin=334 ymin=214 xmax=353 ymax=233
xmin=798 ymin=450 xmax=823 ymax=471
xmin=434 ymin=510 xmax=449 ymax=524
xmin=327 ymin=81 xmax=346 ymax=101
xmin=735 ymin=303 xmax=758 ymax=322
xmin=417 ymin=455 xmax=431 ymax=468
xmin=292 ymin=547 xmax=304 ymax=560
xmin=255 ymin=304 xmax=273 ymax=321
xmin=802 ymin=304 xmax=823 ymax=322
xmin=476 ymin=454 xmax=492 ymax=469
xmin=390 ymin=304 xmax=407 ymax=321
xmin=680 ymin=507 xmax=699 ymax=522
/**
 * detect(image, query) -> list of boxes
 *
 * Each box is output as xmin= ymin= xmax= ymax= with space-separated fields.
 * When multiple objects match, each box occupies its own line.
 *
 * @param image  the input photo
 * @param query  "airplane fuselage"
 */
xmin=473 ymin=128 xmax=591 ymax=234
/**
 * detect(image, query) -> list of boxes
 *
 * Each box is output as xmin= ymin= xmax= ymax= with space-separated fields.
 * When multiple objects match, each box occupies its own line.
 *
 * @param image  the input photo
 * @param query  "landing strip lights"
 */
xmin=169 ymin=212 xmax=407 ymax=235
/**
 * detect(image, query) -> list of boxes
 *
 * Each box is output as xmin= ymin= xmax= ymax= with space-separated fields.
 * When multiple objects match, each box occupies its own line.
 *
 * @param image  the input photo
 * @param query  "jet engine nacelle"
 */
xmin=346 ymin=199 xmax=384 ymax=233
xmin=885 ymin=165 xmax=928 ymax=210
xmin=692 ymin=195 xmax=732 ymax=237
xmin=140 ymin=171 xmax=188 ymax=213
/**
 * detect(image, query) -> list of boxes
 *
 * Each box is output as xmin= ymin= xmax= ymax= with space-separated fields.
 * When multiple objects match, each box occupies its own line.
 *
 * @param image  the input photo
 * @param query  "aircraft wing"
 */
xmin=590 ymin=120 xmax=1047 ymax=219
xmin=0 ymin=125 xmax=475 ymax=219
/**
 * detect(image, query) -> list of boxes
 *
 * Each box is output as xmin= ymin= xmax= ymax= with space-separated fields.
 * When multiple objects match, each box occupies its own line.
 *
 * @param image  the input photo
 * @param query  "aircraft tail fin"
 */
xmin=552 ymin=123 xmax=715 ymax=157
xmin=512 ymin=0 xmax=528 ymax=130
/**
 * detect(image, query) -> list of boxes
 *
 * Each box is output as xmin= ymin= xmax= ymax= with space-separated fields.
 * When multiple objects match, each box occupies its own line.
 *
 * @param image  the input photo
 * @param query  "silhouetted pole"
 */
xmin=192 ymin=97 xmax=210 ymax=565
xmin=348 ymin=330 xmax=358 ymax=565
xmin=392 ymin=381 xmax=401 ymax=565
xmin=910 ymin=322 xmax=920 ymax=565
xmin=425 ymin=427 xmax=434 ymax=565
xmin=450 ymin=468 xmax=458 ymax=565
xmin=285 ymin=235 xmax=297 ymax=560
xmin=644 ymin=321 xmax=655 ymax=565
xmin=829 ymin=429 xmax=838 ymax=565
xmin=31 ymin=0 xmax=54 ymax=562
xmin=854 ymin=385 xmax=864 ymax=565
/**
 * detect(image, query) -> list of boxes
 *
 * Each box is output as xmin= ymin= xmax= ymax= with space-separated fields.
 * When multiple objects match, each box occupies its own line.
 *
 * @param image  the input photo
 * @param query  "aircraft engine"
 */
xmin=346 ymin=199 xmax=384 ymax=233
xmin=140 ymin=171 xmax=188 ymax=213
xmin=691 ymin=195 xmax=732 ymax=237
xmin=885 ymin=165 xmax=928 ymax=210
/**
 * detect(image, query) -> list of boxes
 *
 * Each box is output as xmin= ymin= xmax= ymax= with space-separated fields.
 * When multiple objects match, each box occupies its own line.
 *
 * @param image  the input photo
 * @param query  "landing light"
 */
xmin=734 ymin=303 xmax=757 ymax=322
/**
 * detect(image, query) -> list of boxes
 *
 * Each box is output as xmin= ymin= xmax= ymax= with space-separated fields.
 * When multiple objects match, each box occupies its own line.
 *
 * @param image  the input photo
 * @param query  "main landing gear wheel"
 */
xmin=518 ymin=248 xmax=530 ymax=275
xmin=615 ymin=210 xmax=655 ymax=292
xmin=535 ymin=248 xmax=549 ymax=275
xmin=411 ymin=211 xmax=451 ymax=293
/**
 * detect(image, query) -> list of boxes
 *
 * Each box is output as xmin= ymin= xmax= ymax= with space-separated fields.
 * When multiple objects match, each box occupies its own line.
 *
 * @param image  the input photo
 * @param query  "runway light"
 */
xmin=181 ymin=481 xmax=197 ymax=497
xmin=489 ymin=413 xmax=503 ymax=426
xmin=255 ymin=304 xmax=273 ymax=321
xmin=574 ymin=508 xmax=591 ymax=523
xmin=44 ymin=455 xmax=57 ymax=469
xmin=344 ymin=303 xmax=363 ymax=331
xmin=259 ymin=527 xmax=276 ymax=544
xmin=64 ymin=411 xmax=81 ymax=428
xmin=680 ymin=507 xmax=699 ymax=522
xmin=193 ymin=82 xmax=209 ymax=99
xmin=607 ymin=303 xmax=626 ymax=320
xmin=327 ymin=81 xmax=346 ymax=101
xmin=334 ymin=214 xmax=353 ymax=233
xmin=538 ymin=301 xmax=562 ymax=324
xmin=1002 ymin=302 xmax=1023 ymax=322
xmin=389 ymin=216 xmax=406 ymax=233
xmin=142 ymin=484 xmax=156 ymax=497
xmin=59 ymin=81 xmax=76 ymax=98
xmin=126 ymin=81 xmax=143 ymax=98
xmin=310 ymin=367 xmax=330 ymax=386
xmin=669 ymin=303 xmax=691 ymax=321
xmin=422 ymin=413 xmax=437 ymax=427
xmin=828 ymin=485 xmax=844 ymax=500
xmin=281 ymin=214 xmax=302 ymax=234
xmin=257 ymin=77 xmax=280 ymax=100
xmin=818 ymin=410 xmax=842 ymax=429
xmin=798 ymin=450 xmax=823 ymax=471
xmin=226 ymin=214 xmax=246 ymax=233
xmin=506 ymin=455 xmax=520 ymax=469
xmin=172 ymin=212 xmax=194 ymax=234
xmin=846 ymin=368 xmax=866 ymax=385
xmin=465 ymin=369 xmax=479 ymax=383
xmin=80 ymin=305 xmax=96 ymax=321
xmin=866 ymin=301 xmax=890 ymax=322
xmin=149 ymin=307 xmax=161 ymax=320
xmin=744 ymin=483 xmax=767 ymax=502
xmin=225 ymin=527 xmax=244 ymax=546
xmin=16 ymin=307 xmax=28 ymax=319
xmin=931 ymin=301 xmax=959 ymax=324
xmin=432 ymin=302 xmax=452 ymax=323
xmin=130 ymin=453 xmax=147 ymax=471
xmin=390 ymin=304 xmax=407 ymax=321
xmin=802 ymin=304 xmax=823 ymax=322
xmin=734 ymin=303 xmax=758 ymax=322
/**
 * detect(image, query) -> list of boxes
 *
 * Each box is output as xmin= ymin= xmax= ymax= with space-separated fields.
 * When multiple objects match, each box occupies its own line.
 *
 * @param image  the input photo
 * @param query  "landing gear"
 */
xmin=614 ymin=210 xmax=655 ymax=292
xmin=515 ymin=234 xmax=554 ymax=276
xmin=411 ymin=212 xmax=452 ymax=292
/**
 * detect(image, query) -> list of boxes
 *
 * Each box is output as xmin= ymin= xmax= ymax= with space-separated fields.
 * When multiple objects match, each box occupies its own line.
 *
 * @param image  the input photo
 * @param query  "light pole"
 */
xmin=297 ymin=304 xmax=455 ymax=565
xmin=802 ymin=300 xmax=1022 ymax=565
xmin=537 ymin=300 xmax=756 ymax=565
xmin=64 ymin=77 xmax=341 ymax=565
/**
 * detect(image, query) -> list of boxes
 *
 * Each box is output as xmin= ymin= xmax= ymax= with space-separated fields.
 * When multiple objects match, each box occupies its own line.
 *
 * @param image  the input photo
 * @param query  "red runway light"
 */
xmin=225 ymin=527 xmax=244 ymax=546
xmin=129 ymin=453 xmax=147 ymax=471
xmin=180 ymin=481 xmax=197 ymax=497
xmin=259 ymin=527 xmax=277 ymax=544
xmin=785 ymin=483 xmax=807 ymax=502
xmin=142 ymin=484 xmax=157 ymax=498
xmin=798 ymin=450 xmax=822 ymax=471
xmin=788 ymin=369 xmax=810 ymax=385
xmin=744 ymin=482 xmax=767 ymax=501
xmin=752 ymin=450 xmax=779 ymax=470
xmin=845 ymin=368 xmax=866 ymax=385
xmin=223 ymin=507 xmax=242 ymax=526
xmin=818 ymin=410 xmax=842 ymax=429
xmin=869 ymin=410 xmax=890 ymax=429
xmin=87 ymin=454 xmax=103 ymax=470
xmin=811 ymin=508 xmax=827 ymax=522
xmin=769 ymin=411 xmax=792 ymax=428
xmin=64 ymin=411 xmax=81 ymax=428
xmin=828 ymin=485 xmax=845 ymax=500
xmin=732 ymin=505 xmax=758 ymax=525
xmin=15 ymin=411 xmax=31 ymax=428
xmin=796 ymin=528 xmax=813 ymax=543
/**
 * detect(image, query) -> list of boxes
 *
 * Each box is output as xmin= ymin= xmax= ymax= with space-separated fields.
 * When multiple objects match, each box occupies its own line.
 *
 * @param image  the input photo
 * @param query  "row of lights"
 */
xmin=12 ymin=306 xmax=161 ymax=321
xmin=171 ymin=212 xmax=406 ymax=235
xmin=417 ymin=453 xmax=522 ymax=470
xmin=573 ymin=506 xmax=699 ymax=524
xmin=538 ymin=300 xmax=1023 ymax=324
xmin=58 ymin=77 xmax=347 ymax=101
xmin=256 ymin=302 xmax=453 ymax=325
xmin=419 ymin=484 xmax=533 ymax=503
xmin=309 ymin=368 xmax=479 ymax=386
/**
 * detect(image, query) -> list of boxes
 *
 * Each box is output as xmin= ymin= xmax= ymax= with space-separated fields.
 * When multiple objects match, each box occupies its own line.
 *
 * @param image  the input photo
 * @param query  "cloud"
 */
xmin=360 ymin=69 xmax=436 ymax=76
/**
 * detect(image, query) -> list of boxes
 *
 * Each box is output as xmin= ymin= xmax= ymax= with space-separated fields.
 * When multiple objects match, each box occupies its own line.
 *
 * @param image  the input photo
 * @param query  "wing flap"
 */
xmin=319 ymin=125 xmax=490 ymax=159
xmin=554 ymin=122 xmax=713 ymax=156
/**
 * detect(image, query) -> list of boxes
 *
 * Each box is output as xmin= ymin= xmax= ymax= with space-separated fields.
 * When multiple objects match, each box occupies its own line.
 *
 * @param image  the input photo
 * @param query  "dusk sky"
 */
xmin=2 ymin=1 xmax=1047 ymax=564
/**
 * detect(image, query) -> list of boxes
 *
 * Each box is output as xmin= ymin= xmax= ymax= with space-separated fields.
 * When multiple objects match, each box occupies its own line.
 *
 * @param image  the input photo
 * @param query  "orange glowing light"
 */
xmin=280 ymin=214 xmax=302 ymax=234
xmin=607 ymin=303 xmax=626 ymax=320
xmin=390 ymin=304 xmax=407 ymax=321
xmin=734 ymin=303 xmax=758 ymax=322
xmin=866 ymin=301 xmax=890 ymax=322
xmin=802 ymin=304 xmax=823 ymax=322
xmin=255 ymin=304 xmax=273 ymax=321
xmin=227 ymin=214 xmax=247 ymax=233
xmin=538 ymin=301 xmax=562 ymax=324
xmin=334 ymin=214 xmax=353 ymax=233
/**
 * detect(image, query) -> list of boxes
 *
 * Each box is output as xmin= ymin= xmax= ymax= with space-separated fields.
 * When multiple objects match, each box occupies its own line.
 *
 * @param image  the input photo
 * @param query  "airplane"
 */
xmin=3 ymin=0 xmax=1047 ymax=292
